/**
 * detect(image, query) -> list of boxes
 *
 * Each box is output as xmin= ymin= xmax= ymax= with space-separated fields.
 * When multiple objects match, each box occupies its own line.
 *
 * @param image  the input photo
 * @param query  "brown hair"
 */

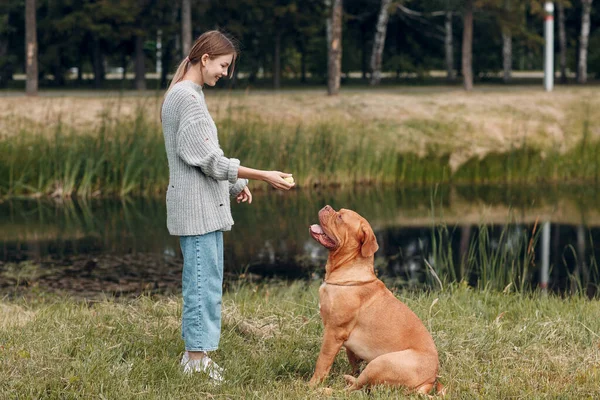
xmin=162 ymin=30 xmax=239 ymax=115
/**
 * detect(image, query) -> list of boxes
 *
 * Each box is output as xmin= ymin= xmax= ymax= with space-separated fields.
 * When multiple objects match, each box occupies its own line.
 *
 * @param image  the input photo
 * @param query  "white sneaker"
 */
xmin=180 ymin=351 xmax=225 ymax=382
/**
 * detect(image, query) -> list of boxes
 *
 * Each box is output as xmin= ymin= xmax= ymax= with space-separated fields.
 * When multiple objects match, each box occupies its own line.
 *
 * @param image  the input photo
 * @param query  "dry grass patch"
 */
xmin=3 ymin=87 xmax=599 ymax=148
xmin=0 ymin=304 xmax=36 ymax=329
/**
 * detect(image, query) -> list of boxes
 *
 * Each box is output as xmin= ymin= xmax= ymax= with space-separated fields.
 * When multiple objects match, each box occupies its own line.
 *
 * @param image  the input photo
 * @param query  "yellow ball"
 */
xmin=284 ymin=176 xmax=295 ymax=184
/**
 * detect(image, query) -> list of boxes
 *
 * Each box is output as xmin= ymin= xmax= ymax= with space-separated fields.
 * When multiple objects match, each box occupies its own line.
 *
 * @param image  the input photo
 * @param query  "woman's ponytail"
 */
xmin=160 ymin=57 xmax=191 ymax=119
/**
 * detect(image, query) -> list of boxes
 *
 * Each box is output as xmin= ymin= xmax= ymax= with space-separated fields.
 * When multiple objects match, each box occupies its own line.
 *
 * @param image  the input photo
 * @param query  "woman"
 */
xmin=161 ymin=30 xmax=294 ymax=381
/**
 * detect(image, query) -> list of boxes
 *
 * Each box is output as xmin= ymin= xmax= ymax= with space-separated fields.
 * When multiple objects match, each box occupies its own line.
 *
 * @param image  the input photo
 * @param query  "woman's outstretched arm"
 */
xmin=237 ymin=166 xmax=294 ymax=190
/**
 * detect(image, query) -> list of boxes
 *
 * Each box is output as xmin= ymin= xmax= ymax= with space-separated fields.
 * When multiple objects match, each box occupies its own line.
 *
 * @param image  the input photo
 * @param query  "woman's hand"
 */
xmin=262 ymin=171 xmax=295 ymax=190
xmin=237 ymin=166 xmax=295 ymax=190
xmin=236 ymin=186 xmax=253 ymax=204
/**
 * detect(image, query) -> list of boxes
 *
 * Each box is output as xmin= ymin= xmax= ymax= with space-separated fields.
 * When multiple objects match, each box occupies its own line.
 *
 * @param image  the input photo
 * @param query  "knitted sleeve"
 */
xmin=229 ymin=179 xmax=248 ymax=197
xmin=175 ymin=96 xmax=240 ymax=184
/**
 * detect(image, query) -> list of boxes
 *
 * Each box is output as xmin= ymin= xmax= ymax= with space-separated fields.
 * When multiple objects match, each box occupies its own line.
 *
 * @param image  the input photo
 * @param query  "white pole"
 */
xmin=544 ymin=2 xmax=554 ymax=91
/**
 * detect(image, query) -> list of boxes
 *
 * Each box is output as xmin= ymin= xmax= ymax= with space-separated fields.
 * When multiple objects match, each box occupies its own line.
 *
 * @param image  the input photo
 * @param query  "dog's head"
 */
xmin=309 ymin=205 xmax=379 ymax=258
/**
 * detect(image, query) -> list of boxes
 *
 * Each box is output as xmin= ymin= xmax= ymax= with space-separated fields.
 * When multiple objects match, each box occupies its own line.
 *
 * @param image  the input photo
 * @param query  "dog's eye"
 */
xmin=337 ymin=214 xmax=343 ymax=221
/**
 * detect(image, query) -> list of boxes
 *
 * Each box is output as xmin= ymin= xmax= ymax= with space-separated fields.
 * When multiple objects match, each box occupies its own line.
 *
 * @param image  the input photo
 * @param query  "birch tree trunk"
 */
xmin=502 ymin=30 xmax=512 ymax=83
xmin=578 ymin=0 xmax=593 ymax=84
xmin=462 ymin=0 xmax=473 ymax=91
xmin=328 ymin=0 xmax=342 ymax=95
xmin=181 ymin=0 xmax=192 ymax=58
xmin=369 ymin=0 xmax=391 ymax=85
xmin=558 ymin=2 xmax=567 ymax=83
xmin=134 ymin=35 xmax=146 ymax=90
xmin=25 ymin=0 xmax=38 ymax=95
xmin=445 ymin=11 xmax=455 ymax=81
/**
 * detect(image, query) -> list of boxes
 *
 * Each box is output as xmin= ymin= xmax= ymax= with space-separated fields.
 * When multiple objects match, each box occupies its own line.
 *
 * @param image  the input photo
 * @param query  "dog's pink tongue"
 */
xmin=310 ymin=224 xmax=324 ymax=234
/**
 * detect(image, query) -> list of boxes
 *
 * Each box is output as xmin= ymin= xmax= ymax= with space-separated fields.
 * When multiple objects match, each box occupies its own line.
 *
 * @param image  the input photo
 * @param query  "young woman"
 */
xmin=161 ymin=30 xmax=294 ymax=381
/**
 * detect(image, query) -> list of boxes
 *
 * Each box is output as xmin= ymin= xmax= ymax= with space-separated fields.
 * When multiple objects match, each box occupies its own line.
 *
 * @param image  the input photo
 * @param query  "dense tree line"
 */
xmin=2 ymin=0 xmax=598 ymax=93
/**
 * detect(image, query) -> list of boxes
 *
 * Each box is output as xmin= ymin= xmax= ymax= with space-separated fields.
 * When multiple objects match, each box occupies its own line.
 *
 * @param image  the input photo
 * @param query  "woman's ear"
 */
xmin=201 ymin=54 xmax=210 ymax=67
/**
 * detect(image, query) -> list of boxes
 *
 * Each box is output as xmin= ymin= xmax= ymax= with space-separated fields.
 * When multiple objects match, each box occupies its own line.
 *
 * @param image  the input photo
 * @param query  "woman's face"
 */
xmin=201 ymin=53 xmax=234 ymax=86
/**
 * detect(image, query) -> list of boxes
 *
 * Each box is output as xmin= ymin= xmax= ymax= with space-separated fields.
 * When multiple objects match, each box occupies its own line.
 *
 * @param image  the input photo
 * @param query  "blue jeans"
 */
xmin=180 ymin=232 xmax=224 ymax=352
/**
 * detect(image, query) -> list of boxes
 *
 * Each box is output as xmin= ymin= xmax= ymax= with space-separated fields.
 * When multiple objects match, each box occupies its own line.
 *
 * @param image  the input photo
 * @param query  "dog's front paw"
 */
xmin=308 ymin=375 xmax=322 ymax=388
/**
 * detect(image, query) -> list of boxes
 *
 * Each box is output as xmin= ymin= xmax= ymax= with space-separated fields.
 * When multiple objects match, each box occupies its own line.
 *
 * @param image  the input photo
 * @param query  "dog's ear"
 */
xmin=361 ymin=224 xmax=379 ymax=257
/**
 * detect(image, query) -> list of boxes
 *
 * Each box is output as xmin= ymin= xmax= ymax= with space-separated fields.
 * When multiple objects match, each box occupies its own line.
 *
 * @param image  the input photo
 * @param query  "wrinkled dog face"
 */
xmin=310 ymin=205 xmax=379 ymax=258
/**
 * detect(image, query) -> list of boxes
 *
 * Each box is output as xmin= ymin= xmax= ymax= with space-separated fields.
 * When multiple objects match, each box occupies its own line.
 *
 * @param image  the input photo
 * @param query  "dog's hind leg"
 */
xmin=344 ymin=350 xmax=437 ymax=393
xmin=343 ymin=374 xmax=357 ymax=389
xmin=345 ymin=347 xmax=362 ymax=376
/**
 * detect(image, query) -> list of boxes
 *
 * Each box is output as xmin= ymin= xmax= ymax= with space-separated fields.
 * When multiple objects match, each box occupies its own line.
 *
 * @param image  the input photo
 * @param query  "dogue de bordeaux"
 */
xmin=308 ymin=205 xmax=444 ymax=395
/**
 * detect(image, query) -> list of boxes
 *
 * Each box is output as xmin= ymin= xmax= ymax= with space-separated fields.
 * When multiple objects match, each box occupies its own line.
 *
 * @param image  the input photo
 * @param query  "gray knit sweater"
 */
xmin=161 ymin=80 xmax=248 ymax=236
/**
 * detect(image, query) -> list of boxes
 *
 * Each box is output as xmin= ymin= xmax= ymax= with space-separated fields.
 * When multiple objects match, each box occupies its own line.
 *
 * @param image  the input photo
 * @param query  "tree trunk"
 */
xmin=52 ymin=64 xmax=65 ymax=87
xmin=156 ymin=29 xmax=163 ymax=78
xmin=134 ymin=35 xmax=146 ymax=90
xmin=121 ymin=53 xmax=127 ymax=89
xmin=502 ymin=30 xmax=512 ymax=83
xmin=445 ymin=11 xmax=455 ymax=81
xmin=181 ymin=0 xmax=192 ymax=58
xmin=0 ymin=8 xmax=13 ymax=88
xmin=0 ymin=30 xmax=13 ymax=88
xmin=369 ymin=0 xmax=391 ymax=85
xmin=92 ymin=38 xmax=105 ymax=89
xmin=328 ymin=0 xmax=343 ymax=95
xmin=462 ymin=0 xmax=473 ymax=91
xmin=578 ymin=0 xmax=593 ymax=84
xmin=25 ymin=0 xmax=38 ymax=95
xmin=77 ymin=49 xmax=83 ymax=84
xmin=361 ymin=24 xmax=368 ymax=80
xmin=558 ymin=2 xmax=567 ymax=83
xmin=273 ymin=30 xmax=281 ymax=89
xmin=161 ymin=37 xmax=171 ymax=88
xmin=164 ymin=8 xmax=178 ymax=87
xmin=230 ymin=65 xmax=239 ymax=88
xmin=300 ymin=47 xmax=307 ymax=83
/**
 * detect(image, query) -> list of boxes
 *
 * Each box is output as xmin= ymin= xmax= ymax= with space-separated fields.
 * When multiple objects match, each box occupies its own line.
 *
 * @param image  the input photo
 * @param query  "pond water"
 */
xmin=1 ymin=185 xmax=599 ymax=297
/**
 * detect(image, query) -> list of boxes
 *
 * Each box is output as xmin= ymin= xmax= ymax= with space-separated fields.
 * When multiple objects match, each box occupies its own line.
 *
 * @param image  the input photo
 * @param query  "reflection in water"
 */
xmin=540 ymin=221 xmax=550 ymax=291
xmin=0 ymin=185 xmax=599 ymax=296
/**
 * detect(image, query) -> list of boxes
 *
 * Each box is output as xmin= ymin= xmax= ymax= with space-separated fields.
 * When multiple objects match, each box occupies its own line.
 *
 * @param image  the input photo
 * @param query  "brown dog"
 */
xmin=308 ymin=205 xmax=444 ymax=394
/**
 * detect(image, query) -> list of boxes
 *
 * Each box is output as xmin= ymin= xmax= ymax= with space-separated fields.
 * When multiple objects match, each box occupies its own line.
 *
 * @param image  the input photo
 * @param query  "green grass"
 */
xmin=1 ymin=282 xmax=599 ymax=398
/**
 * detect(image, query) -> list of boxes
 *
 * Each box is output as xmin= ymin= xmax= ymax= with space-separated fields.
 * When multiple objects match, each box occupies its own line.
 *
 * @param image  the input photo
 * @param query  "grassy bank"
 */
xmin=1 ymin=283 xmax=599 ymax=398
xmin=1 ymin=87 xmax=600 ymax=198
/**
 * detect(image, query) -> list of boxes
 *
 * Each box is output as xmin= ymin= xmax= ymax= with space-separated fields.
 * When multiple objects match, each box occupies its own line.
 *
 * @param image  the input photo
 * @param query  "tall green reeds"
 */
xmin=2 ymin=104 xmax=600 ymax=198
xmin=425 ymin=218 xmax=600 ymax=295
xmin=1 ymin=110 xmax=404 ymax=198
xmin=0 ymin=109 xmax=168 ymax=198
xmin=426 ymin=221 xmax=537 ymax=292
